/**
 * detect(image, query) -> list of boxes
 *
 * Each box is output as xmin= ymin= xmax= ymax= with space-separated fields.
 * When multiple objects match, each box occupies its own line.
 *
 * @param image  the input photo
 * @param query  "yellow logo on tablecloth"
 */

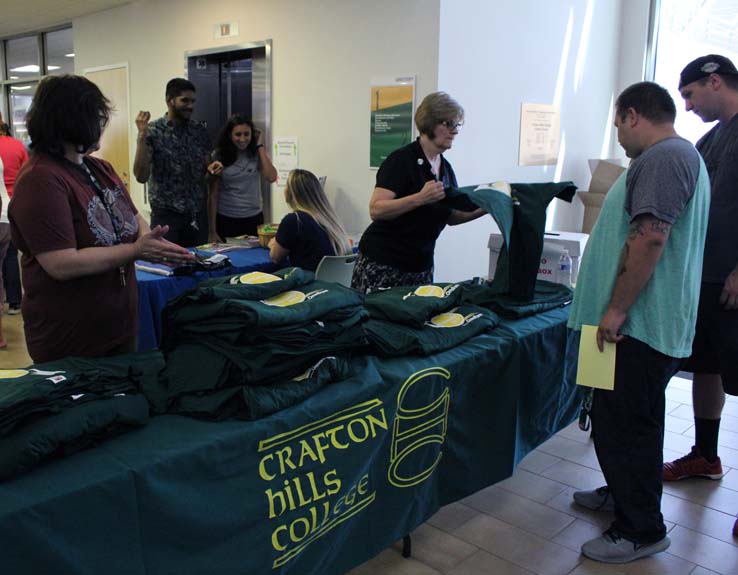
xmin=235 ymin=271 xmax=282 ymax=284
xmin=0 ymin=369 xmax=29 ymax=379
xmin=388 ymin=367 xmax=451 ymax=488
xmin=263 ymin=290 xmax=307 ymax=307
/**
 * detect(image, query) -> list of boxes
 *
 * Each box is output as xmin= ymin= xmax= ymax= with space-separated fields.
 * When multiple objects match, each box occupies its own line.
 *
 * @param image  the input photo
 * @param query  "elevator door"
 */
xmin=187 ymin=50 xmax=253 ymax=142
xmin=186 ymin=43 xmax=272 ymax=219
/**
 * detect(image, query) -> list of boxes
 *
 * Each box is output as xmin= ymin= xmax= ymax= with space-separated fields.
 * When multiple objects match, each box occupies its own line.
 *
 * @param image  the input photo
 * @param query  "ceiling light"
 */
xmin=11 ymin=85 xmax=32 ymax=91
xmin=65 ymin=53 xmax=75 ymax=58
xmin=9 ymin=65 xmax=40 ymax=73
xmin=9 ymin=76 xmax=19 ymax=80
xmin=8 ymin=64 xmax=59 ymax=73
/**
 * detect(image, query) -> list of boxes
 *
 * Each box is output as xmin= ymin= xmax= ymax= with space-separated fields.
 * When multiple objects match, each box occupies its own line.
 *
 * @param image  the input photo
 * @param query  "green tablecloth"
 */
xmin=0 ymin=308 xmax=581 ymax=575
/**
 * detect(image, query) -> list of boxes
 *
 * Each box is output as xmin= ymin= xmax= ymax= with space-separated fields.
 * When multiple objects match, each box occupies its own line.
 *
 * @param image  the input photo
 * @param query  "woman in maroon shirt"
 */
xmin=9 ymin=75 xmax=194 ymax=362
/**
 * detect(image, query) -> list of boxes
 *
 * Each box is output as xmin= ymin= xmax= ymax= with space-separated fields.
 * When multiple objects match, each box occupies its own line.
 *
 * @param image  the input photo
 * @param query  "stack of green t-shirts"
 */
xmin=0 ymin=351 xmax=158 ymax=480
xmin=148 ymin=355 xmax=360 ymax=421
xmin=156 ymin=268 xmax=369 ymax=417
xmin=445 ymin=182 xmax=577 ymax=301
xmin=462 ymin=280 xmax=573 ymax=319
xmin=363 ymin=283 xmax=499 ymax=356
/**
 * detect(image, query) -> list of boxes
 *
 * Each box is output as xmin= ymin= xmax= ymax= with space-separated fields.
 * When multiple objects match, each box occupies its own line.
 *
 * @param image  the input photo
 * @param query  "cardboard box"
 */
xmin=577 ymin=159 xmax=626 ymax=233
xmin=488 ymin=231 xmax=589 ymax=284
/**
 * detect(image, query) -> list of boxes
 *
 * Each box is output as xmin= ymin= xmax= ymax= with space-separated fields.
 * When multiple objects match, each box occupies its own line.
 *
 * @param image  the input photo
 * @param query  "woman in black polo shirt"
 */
xmin=351 ymin=92 xmax=485 ymax=293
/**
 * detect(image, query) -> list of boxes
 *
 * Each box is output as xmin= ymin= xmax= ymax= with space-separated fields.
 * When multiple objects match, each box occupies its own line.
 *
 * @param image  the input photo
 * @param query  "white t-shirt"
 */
xmin=0 ymin=156 xmax=9 ymax=224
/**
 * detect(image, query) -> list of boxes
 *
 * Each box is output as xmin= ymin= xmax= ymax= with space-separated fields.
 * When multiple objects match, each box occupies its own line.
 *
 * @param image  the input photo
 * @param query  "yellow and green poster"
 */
xmin=370 ymin=77 xmax=415 ymax=168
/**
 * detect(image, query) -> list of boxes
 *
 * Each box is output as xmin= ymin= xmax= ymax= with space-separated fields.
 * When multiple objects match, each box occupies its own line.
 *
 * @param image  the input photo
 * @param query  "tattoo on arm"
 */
xmin=617 ymin=243 xmax=630 ymax=276
xmin=628 ymin=220 xmax=645 ymax=240
xmin=649 ymin=219 xmax=671 ymax=235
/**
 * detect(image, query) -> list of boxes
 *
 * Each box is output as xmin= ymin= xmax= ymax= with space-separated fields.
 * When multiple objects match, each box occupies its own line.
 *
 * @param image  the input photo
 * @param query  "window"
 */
xmin=6 ymin=36 xmax=40 ymax=79
xmin=651 ymin=0 xmax=738 ymax=143
xmin=8 ymin=83 xmax=37 ymax=146
xmin=44 ymin=28 xmax=74 ymax=76
xmin=1 ymin=26 xmax=74 ymax=144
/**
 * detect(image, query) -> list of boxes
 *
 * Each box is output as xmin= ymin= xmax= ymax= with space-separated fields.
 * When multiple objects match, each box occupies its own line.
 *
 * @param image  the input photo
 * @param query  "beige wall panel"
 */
xmin=73 ymin=0 xmax=441 ymax=233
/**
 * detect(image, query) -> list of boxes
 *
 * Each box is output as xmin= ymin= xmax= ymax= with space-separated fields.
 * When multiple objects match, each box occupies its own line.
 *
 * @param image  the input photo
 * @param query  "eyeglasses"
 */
xmin=440 ymin=120 xmax=464 ymax=131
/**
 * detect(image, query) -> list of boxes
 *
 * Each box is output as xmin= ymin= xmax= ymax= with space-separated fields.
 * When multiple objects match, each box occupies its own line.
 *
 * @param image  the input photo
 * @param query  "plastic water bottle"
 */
xmin=558 ymin=249 xmax=572 ymax=287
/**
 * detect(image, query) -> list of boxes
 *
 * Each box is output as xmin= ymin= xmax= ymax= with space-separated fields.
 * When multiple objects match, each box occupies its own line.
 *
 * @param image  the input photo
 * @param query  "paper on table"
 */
xmin=576 ymin=324 xmax=616 ymax=390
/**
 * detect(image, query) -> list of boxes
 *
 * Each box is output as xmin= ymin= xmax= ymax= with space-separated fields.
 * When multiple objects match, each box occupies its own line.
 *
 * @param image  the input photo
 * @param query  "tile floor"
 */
xmin=1 ymin=305 xmax=32 ymax=367
xmin=347 ymin=376 xmax=738 ymax=575
xmin=3 ymin=309 xmax=737 ymax=574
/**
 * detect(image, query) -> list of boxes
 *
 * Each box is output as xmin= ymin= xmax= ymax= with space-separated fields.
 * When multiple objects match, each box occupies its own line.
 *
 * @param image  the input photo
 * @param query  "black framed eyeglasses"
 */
xmin=440 ymin=120 xmax=463 ymax=131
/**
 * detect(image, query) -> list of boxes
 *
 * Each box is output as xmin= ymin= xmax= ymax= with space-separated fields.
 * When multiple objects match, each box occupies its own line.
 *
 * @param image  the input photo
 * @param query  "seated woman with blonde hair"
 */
xmin=269 ymin=169 xmax=351 ymax=271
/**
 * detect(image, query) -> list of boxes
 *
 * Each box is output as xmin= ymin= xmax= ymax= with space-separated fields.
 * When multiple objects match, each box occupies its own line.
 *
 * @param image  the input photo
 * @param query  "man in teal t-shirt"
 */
xmin=567 ymin=82 xmax=710 ymax=564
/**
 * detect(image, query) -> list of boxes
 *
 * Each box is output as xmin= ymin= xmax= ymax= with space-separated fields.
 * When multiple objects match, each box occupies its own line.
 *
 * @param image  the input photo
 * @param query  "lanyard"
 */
xmin=78 ymin=160 xmax=123 ymax=245
xmin=74 ymin=158 xmax=128 ymax=287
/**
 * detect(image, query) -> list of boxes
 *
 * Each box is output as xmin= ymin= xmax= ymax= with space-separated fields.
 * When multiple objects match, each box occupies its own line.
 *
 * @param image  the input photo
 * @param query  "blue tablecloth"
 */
xmin=136 ymin=247 xmax=277 ymax=351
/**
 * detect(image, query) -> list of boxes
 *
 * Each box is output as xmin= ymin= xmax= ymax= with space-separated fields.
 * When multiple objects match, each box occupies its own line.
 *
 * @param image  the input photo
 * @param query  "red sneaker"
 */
xmin=663 ymin=446 xmax=724 ymax=481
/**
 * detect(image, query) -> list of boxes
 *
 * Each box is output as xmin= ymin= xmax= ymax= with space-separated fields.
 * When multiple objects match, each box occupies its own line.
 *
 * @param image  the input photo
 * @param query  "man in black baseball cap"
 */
xmin=679 ymin=54 xmax=738 ymax=90
xmin=667 ymin=54 xmax=738 ymax=539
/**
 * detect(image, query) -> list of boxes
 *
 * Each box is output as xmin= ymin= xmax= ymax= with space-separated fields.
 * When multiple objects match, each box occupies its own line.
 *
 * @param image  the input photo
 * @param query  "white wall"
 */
xmin=73 ymin=0 xmax=656 ymax=284
xmin=73 ymin=0 xmax=441 ymax=235
xmin=434 ymin=0 xmax=628 ymax=282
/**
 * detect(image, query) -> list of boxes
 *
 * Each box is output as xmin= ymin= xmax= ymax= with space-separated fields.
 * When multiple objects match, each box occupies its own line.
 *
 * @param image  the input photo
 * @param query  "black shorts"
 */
xmin=216 ymin=212 xmax=264 ymax=239
xmin=681 ymin=282 xmax=738 ymax=395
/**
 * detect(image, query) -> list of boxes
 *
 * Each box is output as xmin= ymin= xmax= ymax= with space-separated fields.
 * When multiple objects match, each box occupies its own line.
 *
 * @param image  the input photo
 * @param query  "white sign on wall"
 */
xmin=518 ymin=103 xmax=561 ymax=166
xmin=273 ymin=137 xmax=299 ymax=187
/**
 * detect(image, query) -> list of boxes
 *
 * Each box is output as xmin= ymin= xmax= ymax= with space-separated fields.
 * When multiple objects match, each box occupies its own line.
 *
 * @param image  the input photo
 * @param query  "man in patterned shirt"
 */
xmin=134 ymin=78 xmax=221 ymax=247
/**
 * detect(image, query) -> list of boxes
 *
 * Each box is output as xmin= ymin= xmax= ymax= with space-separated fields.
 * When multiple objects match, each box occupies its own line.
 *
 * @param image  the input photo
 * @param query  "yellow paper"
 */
xmin=576 ymin=325 xmax=616 ymax=390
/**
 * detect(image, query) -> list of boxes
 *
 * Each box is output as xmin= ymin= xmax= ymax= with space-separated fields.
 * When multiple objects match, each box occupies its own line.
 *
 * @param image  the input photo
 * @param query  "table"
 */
xmin=0 ymin=307 xmax=581 ymax=575
xmin=136 ymin=247 xmax=277 ymax=351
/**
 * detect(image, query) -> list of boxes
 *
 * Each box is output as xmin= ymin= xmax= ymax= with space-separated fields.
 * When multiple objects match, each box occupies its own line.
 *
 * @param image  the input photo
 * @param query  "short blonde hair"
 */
xmin=414 ymin=92 xmax=464 ymax=137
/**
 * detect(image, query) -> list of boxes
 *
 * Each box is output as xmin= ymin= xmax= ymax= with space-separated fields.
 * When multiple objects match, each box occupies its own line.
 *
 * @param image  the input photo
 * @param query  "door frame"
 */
xmin=183 ymin=39 xmax=271 ymax=126
xmin=184 ymin=40 xmax=273 ymax=220
xmin=83 ymin=62 xmax=137 ymax=203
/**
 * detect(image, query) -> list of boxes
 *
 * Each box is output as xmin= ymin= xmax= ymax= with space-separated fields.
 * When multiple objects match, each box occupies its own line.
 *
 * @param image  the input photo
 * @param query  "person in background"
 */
xmin=268 ymin=169 xmax=351 ymax=272
xmin=207 ymin=114 xmax=277 ymax=242
xmin=665 ymin=54 xmax=738 ymax=538
xmin=568 ymin=82 xmax=710 ymax=563
xmin=133 ymin=78 xmax=220 ymax=247
xmin=351 ymin=91 xmax=485 ymax=293
xmin=0 ymin=149 xmax=10 ymax=348
xmin=9 ymin=75 xmax=194 ymax=363
xmin=0 ymin=121 xmax=29 ymax=316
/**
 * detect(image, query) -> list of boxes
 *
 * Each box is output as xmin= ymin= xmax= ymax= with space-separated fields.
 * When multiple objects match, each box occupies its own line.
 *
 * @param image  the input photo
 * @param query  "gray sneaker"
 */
xmin=573 ymin=486 xmax=615 ymax=512
xmin=582 ymin=530 xmax=670 ymax=563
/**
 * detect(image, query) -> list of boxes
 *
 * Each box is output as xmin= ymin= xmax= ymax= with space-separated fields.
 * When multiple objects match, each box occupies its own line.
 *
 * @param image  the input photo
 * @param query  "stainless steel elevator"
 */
xmin=185 ymin=40 xmax=273 ymax=220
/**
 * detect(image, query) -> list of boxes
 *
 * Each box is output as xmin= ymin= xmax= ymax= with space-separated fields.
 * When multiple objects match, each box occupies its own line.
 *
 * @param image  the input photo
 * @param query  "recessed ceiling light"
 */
xmin=65 ymin=53 xmax=75 ymax=58
xmin=11 ymin=85 xmax=32 ymax=91
xmin=9 ymin=76 xmax=19 ymax=80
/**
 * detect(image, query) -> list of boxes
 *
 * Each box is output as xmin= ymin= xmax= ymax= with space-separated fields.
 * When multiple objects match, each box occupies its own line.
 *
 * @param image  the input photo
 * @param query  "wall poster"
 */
xmin=369 ymin=76 xmax=415 ymax=169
